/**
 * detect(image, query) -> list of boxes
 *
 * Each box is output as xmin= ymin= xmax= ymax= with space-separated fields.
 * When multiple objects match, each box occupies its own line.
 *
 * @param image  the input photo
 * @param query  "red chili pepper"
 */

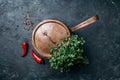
xmin=21 ymin=41 xmax=28 ymax=57
xmin=31 ymin=49 xmax=42 ymax=64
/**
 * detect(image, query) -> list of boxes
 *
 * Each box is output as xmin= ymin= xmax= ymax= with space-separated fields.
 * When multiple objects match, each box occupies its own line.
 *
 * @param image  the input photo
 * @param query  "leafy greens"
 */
xmin=49 ymin=35 xmax=89 ymax=72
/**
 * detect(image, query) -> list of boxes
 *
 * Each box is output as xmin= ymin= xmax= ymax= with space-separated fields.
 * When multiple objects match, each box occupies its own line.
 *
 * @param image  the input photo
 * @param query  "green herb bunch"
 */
xmin=49 ymin=35 xmax=89 ymax=72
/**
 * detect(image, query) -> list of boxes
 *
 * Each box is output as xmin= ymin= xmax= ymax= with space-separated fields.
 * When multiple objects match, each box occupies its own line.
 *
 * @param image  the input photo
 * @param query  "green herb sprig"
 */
xmin=49 ymin=35 xmax=89 ymax=72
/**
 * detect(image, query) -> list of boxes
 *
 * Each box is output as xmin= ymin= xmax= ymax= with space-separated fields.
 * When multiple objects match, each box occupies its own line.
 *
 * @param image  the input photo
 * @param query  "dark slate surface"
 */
xmin=0 ymin=0 xmax=120 ymax=80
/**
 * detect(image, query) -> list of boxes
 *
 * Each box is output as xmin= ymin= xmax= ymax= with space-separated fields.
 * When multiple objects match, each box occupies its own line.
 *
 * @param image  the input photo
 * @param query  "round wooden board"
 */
xmin=32 ymin=19 xmax=70 ymax=58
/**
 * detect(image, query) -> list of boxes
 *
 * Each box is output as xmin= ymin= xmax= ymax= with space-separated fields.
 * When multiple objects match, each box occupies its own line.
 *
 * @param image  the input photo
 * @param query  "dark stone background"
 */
xmin=0 ymin=0 xmax=120 ymax=80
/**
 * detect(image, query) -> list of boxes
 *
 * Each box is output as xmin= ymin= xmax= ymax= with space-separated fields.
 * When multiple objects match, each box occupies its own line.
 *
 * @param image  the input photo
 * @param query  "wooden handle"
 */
xmin=71 ymin=15 xmax=98 ymax=32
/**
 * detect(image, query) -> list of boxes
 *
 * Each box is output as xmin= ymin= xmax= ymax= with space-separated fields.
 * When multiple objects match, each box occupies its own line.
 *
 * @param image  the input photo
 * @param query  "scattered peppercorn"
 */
xmin=23 ymin=14 xmax=34 ymax=30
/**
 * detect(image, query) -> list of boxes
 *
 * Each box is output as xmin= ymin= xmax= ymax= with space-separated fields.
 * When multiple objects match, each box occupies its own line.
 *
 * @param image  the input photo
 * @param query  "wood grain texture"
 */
xmin=32 ymin=19 xmax=70 ymax=58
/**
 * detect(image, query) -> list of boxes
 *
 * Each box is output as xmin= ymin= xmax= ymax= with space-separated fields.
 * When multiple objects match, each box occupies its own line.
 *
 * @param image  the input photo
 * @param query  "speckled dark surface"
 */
xmin=0 ymin=0 xmax=120 ymax=80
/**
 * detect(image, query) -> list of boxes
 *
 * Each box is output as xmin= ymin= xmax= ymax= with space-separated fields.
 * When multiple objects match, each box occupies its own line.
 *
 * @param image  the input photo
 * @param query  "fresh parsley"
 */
xmin=49 ymin=35 xmax=89 ymax=72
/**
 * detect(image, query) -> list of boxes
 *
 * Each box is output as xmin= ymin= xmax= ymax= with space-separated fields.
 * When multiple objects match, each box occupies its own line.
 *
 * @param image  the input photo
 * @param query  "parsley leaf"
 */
xmin=49 ymin=35 xmax=89 ymax=72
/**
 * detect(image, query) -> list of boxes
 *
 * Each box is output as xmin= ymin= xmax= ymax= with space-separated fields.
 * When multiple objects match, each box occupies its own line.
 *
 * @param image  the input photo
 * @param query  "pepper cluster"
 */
xmin=21 ymin=41 xmax=43 ymax=64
